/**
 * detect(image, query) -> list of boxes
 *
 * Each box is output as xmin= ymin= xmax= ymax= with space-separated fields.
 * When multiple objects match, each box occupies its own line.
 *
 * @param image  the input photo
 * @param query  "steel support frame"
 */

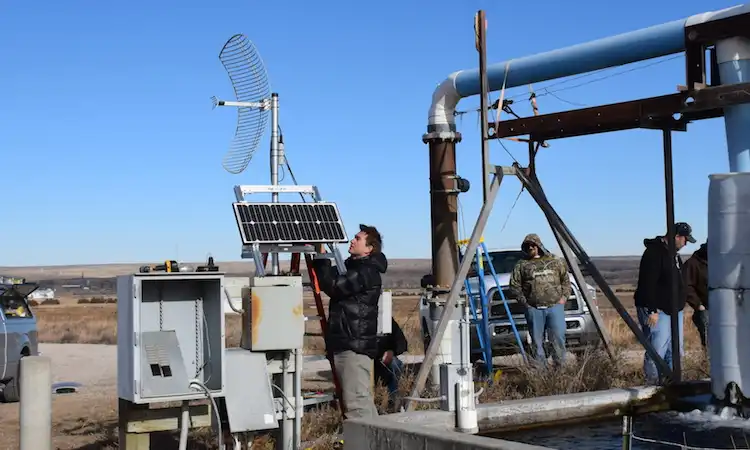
xmin=662 ymin=129 xmax=681 ymax=382
xmin=684 ymin=10 xmax=750 ymax=90
xmin=488 ymin=81 xmax=750 ymax=142
xmin=483 ymin=56 xmax=750 ymax=388
xmin=513 ymin=163 xmax=674 ymax=382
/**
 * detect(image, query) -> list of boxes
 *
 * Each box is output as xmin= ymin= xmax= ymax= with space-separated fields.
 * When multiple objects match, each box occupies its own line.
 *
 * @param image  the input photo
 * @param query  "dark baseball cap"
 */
xmin=674 ymin=222 xmax=696 ymax=243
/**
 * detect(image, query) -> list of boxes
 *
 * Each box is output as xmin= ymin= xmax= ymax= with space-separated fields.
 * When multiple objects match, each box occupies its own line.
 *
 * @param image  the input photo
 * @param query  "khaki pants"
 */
xmin=333 ymin=350 xmax=378 ymax=419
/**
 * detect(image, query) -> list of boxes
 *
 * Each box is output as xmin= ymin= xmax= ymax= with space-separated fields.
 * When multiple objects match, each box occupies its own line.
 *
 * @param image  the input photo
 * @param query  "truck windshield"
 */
xmin=468 ymin=250 xmax=526 ymax=276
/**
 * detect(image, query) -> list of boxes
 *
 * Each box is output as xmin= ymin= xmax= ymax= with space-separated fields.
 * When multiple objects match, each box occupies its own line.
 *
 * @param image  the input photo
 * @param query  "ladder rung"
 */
xmin=305 ymin=315 xmax=322 ymax=321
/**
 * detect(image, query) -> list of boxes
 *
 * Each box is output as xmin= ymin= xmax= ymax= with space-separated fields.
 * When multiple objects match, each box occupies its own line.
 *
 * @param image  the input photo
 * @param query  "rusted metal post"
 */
xmin=662 ymin=128 xmax=682 ymax=383
xmin=476 ymin=10 xmax=490 ymax=203
xmin=426 ymin=135 xmax=462 ymax=289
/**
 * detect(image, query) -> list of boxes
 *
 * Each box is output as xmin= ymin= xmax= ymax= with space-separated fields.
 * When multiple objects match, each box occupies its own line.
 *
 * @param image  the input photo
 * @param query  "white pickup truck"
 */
xmin=0 ymin=280 xmax=39 ymax=403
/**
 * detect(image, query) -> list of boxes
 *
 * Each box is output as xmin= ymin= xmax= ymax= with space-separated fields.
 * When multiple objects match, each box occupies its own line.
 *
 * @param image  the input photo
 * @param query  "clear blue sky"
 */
xmin=0 ymin=0 xmax=738 ymax=266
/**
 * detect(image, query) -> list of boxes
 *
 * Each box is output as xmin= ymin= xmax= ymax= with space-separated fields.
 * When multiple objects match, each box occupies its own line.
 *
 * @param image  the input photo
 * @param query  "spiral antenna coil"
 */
xmin=216 ymin=34 xmax=271 ymax=174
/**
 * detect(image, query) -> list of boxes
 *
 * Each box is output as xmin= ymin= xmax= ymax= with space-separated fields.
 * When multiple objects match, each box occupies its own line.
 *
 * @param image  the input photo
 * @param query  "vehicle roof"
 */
xmin=484 ymin=248 xmax=523 ymax=253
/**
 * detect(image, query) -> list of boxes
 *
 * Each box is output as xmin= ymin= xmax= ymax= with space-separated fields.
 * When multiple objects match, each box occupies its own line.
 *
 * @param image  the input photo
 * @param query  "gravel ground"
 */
xmin=40 ymin=343 xmax=118 ymax=394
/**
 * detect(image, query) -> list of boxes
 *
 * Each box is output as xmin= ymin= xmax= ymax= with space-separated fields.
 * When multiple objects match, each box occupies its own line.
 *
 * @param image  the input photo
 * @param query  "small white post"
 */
xmin=20 ymin=355 xmax=52 ymax=450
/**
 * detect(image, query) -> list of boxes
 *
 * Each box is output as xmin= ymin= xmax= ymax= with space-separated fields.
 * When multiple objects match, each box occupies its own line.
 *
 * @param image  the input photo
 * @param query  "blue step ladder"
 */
xmin=459 ymin=239 xmax=527 ymax=377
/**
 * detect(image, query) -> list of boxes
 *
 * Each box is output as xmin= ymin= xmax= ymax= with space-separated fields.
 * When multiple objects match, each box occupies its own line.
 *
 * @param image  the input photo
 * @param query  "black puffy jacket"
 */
xmin=634 ymin=237 xmax=686 ymax=315
xmin=312 ymin=252 xmax=388 ymax=359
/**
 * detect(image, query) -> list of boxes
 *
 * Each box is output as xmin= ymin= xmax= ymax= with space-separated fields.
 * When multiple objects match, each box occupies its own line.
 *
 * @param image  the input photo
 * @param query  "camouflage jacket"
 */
xmin=508 ymin=255 xmax=571 ymax=308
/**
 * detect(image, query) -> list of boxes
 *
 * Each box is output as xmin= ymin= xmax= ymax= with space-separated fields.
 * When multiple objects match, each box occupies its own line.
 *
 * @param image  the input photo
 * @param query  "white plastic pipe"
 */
xmin=455 ymin=301 xmax=478 ymax=433
xmin=707 ymin=173 xmax=750 ymax=404
xmin=178 ymin=402 xmax=190 ymax=450
xmin=19 ymin=356 xmax=52 ymax=450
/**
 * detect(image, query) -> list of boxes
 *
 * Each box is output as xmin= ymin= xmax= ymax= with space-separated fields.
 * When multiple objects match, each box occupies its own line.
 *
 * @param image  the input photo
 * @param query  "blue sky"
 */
xmin=0 ymin=0 xmax=738 ymax=266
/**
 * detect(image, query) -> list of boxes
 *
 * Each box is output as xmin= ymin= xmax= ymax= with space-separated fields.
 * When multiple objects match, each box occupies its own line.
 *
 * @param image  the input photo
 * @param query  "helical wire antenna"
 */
xmin=214 ymin=34 xmax=271 ymax=174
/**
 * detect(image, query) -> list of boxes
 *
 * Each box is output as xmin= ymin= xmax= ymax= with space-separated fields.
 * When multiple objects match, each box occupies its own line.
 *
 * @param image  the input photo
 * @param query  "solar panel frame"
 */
xmin=232 ymin=202 xmax=349 ymax=245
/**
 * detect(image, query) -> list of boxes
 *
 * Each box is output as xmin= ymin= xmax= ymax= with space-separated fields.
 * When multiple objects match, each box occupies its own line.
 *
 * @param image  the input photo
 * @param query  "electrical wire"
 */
xmin=271 ymin=383 xmax=297 ymax=450
xmin=454 ymin=53 xmax=682 ymax=117
xmin=188 ymin=379 xmax=223 ymax=450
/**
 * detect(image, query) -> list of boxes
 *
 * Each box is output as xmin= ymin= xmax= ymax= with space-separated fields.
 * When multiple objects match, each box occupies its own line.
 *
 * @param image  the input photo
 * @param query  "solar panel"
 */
xmin=233 ymin=202 xmax=349 ymax=245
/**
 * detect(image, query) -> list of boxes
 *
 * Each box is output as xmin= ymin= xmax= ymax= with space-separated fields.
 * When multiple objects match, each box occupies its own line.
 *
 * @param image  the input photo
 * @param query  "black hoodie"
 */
xmin=683 ymin=243 xmax=708 ymax=311
xmin=312 ymin=252 xmax=388 ymax=359
xmin=634 ymin=237 xmax=686 ymax=315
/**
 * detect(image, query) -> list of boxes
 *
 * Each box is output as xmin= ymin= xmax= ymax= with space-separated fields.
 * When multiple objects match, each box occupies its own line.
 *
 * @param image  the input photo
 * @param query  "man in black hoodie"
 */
xmin=683 ymin=242 xmax=708 ymax=348
xmin=312 ymin=224 xmax=388 ymax=419
xmin=634 ymin=222 xmax=695 ymax=384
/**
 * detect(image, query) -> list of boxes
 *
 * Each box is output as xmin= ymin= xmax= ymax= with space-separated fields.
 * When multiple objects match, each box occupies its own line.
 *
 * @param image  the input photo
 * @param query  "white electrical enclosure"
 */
xmin=377 ymin=290 xmax=393 ymax=335
xmin=117 ymin=272 xmax=226 ymax=404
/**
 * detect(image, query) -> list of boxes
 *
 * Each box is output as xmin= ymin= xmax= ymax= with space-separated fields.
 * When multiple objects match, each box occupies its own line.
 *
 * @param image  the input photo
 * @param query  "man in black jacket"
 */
xmin=634 ymin=222 xmax=695 ymax=384
xmin=312 ymin=224 xmax=387 ymax=419
xmin=683 ymin=242 xmax=708 ymax=348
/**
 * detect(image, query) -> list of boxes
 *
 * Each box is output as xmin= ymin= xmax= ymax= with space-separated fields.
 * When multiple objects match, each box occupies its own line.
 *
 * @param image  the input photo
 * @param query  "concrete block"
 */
xmin=343 ymin=416 xmax=553 ymax=450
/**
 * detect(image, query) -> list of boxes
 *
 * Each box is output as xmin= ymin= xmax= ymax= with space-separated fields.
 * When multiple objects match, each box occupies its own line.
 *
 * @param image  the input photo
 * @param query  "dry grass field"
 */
xmin=0 ymin=292 xmax=710 ymax=450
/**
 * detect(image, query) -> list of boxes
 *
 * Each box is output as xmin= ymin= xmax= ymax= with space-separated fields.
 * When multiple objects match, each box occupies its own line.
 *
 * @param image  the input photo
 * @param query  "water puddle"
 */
xmin=496 ymin=411 xmax=750 ymax=449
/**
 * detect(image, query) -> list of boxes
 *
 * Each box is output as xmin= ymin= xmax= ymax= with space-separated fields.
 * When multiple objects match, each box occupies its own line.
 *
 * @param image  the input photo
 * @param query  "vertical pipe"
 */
xmin=293 ymin=348 xmax=303 ymax=449
xmin=662 ymin=128 xmax=682 ymax=383
xmin=178 ymin=401 xmax=190 ymax=450
xmin=455 ymin=298 xmax=478 ymax=433
xmin=282 ymin=353 xmax=293 ymax=450
xmin=477 ymin=10 xmax=490 ymax=204
xmin=428 ymin=137 xmax=461 ymax=289
xmin=19 ymin=356 xmax=52 ymax=450
xmin=709 ymin=37 xmax=750 ymax=407
xmin=427 ymin=136 xmax=461 ymax=386
xmin=717 ymin=37 xmax=750 ymax=172
xmin=270 ymin=93 xmax=280 ymax=276
xmin=621 ymin=415 xmax=633 ymax=450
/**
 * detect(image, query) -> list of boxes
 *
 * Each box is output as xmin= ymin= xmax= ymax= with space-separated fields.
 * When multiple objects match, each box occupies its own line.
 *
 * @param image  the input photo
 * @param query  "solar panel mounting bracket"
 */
xmin=234 ymin=184 xmax=320 ymax=202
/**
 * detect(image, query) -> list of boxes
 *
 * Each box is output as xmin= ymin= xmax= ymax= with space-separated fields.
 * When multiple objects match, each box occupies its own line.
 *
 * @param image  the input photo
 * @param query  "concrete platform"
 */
xmin=344 ymin=417 xmax=553 ymax=450
xmin=342 ymin=384 xmax=700 ymax=449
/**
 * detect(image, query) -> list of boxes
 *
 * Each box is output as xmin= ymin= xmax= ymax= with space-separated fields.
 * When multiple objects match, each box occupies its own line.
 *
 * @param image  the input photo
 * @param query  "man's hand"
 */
xmin=558 ymin=297 xmax=566 ymax=305
xmin=647 ymin=313 xmax=659 ymax=328
xmin=698 ymin=305 xmax=706 ymax=311
xmin=382 ymin=350 xmax=394 ymax=366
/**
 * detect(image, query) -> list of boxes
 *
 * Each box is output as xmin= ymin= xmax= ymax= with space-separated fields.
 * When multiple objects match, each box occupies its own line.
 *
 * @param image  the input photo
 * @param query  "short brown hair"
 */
xmin=359 ymin=224 xmax=383 ymax=254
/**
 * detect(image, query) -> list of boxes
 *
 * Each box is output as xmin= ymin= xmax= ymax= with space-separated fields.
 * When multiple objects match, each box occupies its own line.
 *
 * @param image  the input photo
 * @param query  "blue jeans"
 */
xmin=385 ymin=357 xmax=404 ymax=396
xmin=636 ymin=307 xmax=684 ymax=384
xmin=374 ymin=356 xmax=404 ymax=397
xmin=525 ymin=303 xmax=566 ymax=366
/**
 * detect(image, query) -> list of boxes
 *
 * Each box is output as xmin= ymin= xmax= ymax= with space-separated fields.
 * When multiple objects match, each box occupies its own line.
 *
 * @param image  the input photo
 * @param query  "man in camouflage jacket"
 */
xmin=509 ymin=233 xmax=571 ymax=366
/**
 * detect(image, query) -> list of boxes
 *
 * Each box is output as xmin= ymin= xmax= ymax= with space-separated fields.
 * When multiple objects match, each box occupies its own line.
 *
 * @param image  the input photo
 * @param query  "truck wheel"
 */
xmin=1 ymin=362 xmax=20 ymax=403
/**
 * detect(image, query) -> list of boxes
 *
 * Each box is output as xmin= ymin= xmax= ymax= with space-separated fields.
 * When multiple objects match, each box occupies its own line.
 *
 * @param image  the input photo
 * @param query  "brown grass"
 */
xmin=14 ymin=296 xmax=710 ymax=449
xmin=34 ymin=295 xmax=426 ymax=355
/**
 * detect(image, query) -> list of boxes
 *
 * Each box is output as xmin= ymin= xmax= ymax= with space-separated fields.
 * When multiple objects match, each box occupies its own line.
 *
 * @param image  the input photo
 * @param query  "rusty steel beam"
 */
xmin=488 ymin=82 xmax=750 ymax=141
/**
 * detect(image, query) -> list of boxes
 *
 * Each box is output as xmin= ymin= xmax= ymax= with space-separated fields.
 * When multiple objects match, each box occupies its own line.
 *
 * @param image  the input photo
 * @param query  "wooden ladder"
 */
xmin=258 ymin=250 xmax=346 ymax=417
